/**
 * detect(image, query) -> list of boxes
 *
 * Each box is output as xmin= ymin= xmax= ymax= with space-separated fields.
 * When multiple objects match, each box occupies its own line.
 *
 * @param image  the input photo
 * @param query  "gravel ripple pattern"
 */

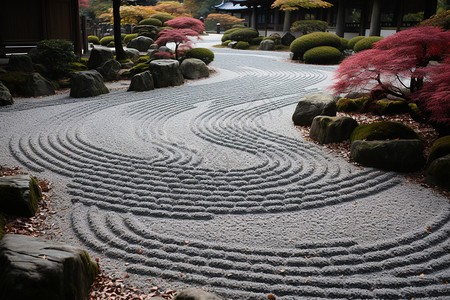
xmin=1 ymin=36 xmax=449 ymax=299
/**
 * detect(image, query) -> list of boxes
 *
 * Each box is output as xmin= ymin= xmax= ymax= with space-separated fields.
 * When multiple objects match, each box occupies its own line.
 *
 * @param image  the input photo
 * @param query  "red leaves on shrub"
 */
xmin=164 ymin=17 xmax=205 ymax=34
xmin=156 ymin=28 xmax=200 ymax=60
xmin=331 ymin=26 xmax=450 ymax=126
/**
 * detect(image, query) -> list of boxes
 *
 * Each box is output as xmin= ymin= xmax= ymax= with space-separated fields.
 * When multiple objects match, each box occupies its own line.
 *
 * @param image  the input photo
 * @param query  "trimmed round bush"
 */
xmin=100 ymin=36 xmax=114 ymax=46
xmin=222 ymin=27 xmax=259 ymax=43
xmin=290 ymin=20 xmax=328 ymax=34
xmin=339 ymin=37 xmax=349 ymax=50
xmin=251 ymin=37 xmax=264 ymax=45
xmin=28 ymin=39 xmax=77 ymax=79
xmin=303 ymin=46 xmax=342 ymax=65
xmin=232 ymin=24 xmax=246 ymax=28
xmin=88 ymin=36 xmax=100 ymax=45
xmin=290 ymin=32 xmax=341 ymax=60
xmin=353 ymin=36 xmax=384 ymax=52
xmin=336 ymin=97 xmax=368 ymax=112
xmin=123 ymin=33 xmax=138 ymax=44
xmin=185 ymin=48 xmax=215 ymax=65
xmin=150 ymin=13 xmax=175 ymax=25
xmin=350 ymin=121 xmax=421 ymax=143
xmin=348 ymin=36 xmax=365 ymax=49
xmin=236 ymin=41 xmax=250 ymax=49
xmin=139 ymin=18 xmax=163 ymax=27
xmin=427 ymin=136 xmax=450 ymax=165
xmin=107 ymin=41 xmax=115 ymax=48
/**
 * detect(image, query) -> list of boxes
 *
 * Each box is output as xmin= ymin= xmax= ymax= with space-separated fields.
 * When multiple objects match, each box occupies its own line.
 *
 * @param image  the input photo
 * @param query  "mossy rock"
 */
xmin=68 ymin=62 xmax=88 ymax=76
xmin=336 ymin=97 xmax=368 ymax=112
xmin=0 ymin=175 xmax=42 ymax=217
xmin=129 ymin=62 xmax=150 ymax=76
xmin=350 ymin=121 xmax=421 ymax=143
xmin=123 ymin=33 xmax=138 ymax=44
xmin=426 ymin=154 xmax=450 ymax=190
xmin=375 ymin=99 xmax=408 ymax=115
xmin=407 ymin=103 xmax=427 ymax=123
xmin=135 ymin=56 xmax=150 ymax=64
xmin=353 ymin=36 xmax=383 ymax=52
xmin=290 ymin=32 xmax=341 ymax=60
xmin=303 ymin=46 xmax=342 ymax=65
xmin=0 ymin=71 xmax=29 ymax=94
xmin=427 ymin=136 xmax=450 ymax=166
xmin=348 ymin=36 xmax=365 ymax=49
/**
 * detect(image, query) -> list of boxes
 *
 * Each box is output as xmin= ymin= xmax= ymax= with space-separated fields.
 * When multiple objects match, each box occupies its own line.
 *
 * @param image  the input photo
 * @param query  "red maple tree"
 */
xmin=164 ymin=17 xmax=205 ymax=34
xmin=155 ymin=28 xmax=200 ymax=60
xmin=331 ymin=26 xmax=450 ymax=130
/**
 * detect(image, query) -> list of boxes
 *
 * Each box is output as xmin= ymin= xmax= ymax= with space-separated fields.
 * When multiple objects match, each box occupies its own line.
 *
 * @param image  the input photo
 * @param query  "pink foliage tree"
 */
xmin=79 ymin=0 xmax=89 ymax=9
xmin=155 ymin=28 xmax=200 ymax=60
xmin=331 ymin=26 xmax=450 ymax=130
xmin=164 ymin=17 xmax=205 ymax=34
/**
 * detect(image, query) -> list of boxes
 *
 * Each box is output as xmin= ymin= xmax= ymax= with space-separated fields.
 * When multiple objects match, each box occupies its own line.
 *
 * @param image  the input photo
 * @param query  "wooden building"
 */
xmin=217 ymin=0 xmax=439 ymax=36
xmin=0 ymin=0 xmax=82 ymax=57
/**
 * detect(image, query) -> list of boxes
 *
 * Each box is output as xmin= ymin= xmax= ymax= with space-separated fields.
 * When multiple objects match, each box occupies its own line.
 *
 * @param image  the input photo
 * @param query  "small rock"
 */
xmin=0 ymin=81 xmax=14 ymax=106
xmin=8 ymin=55 xmax=34 ymax=72
xmin=127 ymin=36 xmax=154 ymax=52
xmin=180 ymin=58 xmax=209 ymax=80
xmin=310 ymin=116 xmax=358 ymax=144
xmin=426 ymin=154 xmax=450 ymax=190
xmin=87 ymin=48 xmax=114 ymax=70
xmin=228 ymin=41 xmax=238 ymax=48
xmin=24 ymin=73 xmax=55 ymax=97
xmin=124 ymin=48 xmax=141 ymax=62
xmin=70 ymin=70 xmax=109 ymax=98
xmin=292 ymin=93 xmax=336 ymax=126
xmin=0 ymin=175 xmax=42 ymax=217
xmin=281 ymin=32 xmax=296 ymax=46
xmin=128 ymin=71 xmax=154 ymax=92
xmin=259 ymin=39 xmax=275 ymax=50
xmin=173 ymin=287 xmax=223 ymax=300
xmin=97 ymin=59 xmax=121 ymax=81
xmin=149 ymin=59 xmax=184 ymax=88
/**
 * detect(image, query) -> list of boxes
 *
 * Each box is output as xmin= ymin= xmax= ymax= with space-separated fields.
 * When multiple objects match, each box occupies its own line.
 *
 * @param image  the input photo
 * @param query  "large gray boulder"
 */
xmin=127 ymin=36 xmax=154 ymax=52
xmin=149 ymin=59 xmax=184 ymax=88
xmin=0 ymin=175 xmax=41 ymax=217
xmin=128 ymin=71 xmax=154 ymax=92
xmin=24 ymin=73 xmax=55 ymax=97
xmin=173 ymin=287 xmax=222 ymax=300
xmin=96 ymin=59 xmax=121 ymax=81
xmin=310 ymin=116 xmax=358 ymax=144
xmin=0 ymin=234 xmax=99 ymax=300
xmin=180 ymin=58 xmax=209 ymax=80
xmin=124 ymin=48 xmax=140 ymax=62
xmin=292 ymin=93 xmax=336 ymax=126
xmin=70 ymin=70 xmax=109 ymax=98
xmin=426 ymin=154 xmax=450 ymax=190
xmin=8 ymin=55 xmax=34 ymax=72
xmin=351 ymin=139 xmax=425 ymax=172
xmin=87 ymin=48 xmax=114 ymax=69
xmin=259 ymin=39 xmax=275 ymax=50
xmin=0 ymin=81 xmax=14 ymax=106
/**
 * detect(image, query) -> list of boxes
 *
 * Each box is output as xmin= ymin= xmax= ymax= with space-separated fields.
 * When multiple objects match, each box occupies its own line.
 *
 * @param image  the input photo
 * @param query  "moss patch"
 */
xmin=428 ymin=135 xmax=450 ymax=166
xmin=350 ymin=121 xmax=421 ymax=143
xmin=375 ymin=99 xmax=408 ymax=115
xmin=336 ymin=97 xmax=368 ymax=112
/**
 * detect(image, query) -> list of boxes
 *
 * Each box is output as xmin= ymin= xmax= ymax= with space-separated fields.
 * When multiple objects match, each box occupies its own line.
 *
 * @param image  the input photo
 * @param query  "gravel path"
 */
xmin=1 ymin=34 xmax=449 ymax=299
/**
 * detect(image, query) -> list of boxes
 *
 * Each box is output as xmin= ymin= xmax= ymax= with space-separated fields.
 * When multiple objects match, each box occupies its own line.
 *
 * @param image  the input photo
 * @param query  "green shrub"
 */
xmin=222 ymin=27 xmax=259 ymax=42
xmin=428 ymin=136 xmax=450 ymax=166
xmin=350 ymin=121 xmax=421 ymax=143
xmin=264 ymin=33 xmax=281 ymax=45
xmin=88 ymin=36 xmax=100 ymax=45
xmin=28 ymin=39 xmax=77 ymax=79
xmin=353 ymin=36 xmax=384 ymax=52
xmin=290 ymin=32 xmax=341 ymax=60
xmin=185 ymin=48 xmax=215 ymax=65
xmin=123 ymin=33 xmax=138 ymax=44
xmin=303 ymin=46 xmax=342 ymax=64
xmin=107 ymin=41 xmax=115 ymax=48
xmin=375 ymin=99 xmax=408 ymax=115
xmin=251 ymin=37 xmax=264 ymax=45
xmin=290 ymin=20 xmax=328 ymax=34
xmin=274 ymin=44 xmax=285 ymax=50
xmin=150 ymin=13 xmax=175 ymax=25
xmin=100 ymin=36 xmax=114 ymax=46
xmin=68 ymin=62 xmax=88 ymax=76
xmin=336 ymin=97 xmax=368 ymax=112
xmin=139 ymin=18 xmax=163 ymax=27
xmin=348 ymin=36 xmax=365 ymax=49
xmin=232 ymin=24 xmax=246 ymax=28
xmin=132 ymin=25 xmax=159 ymax=40
xmin=339 ymin=37 xmax=349 ymax=50
xmin=236 ymin=41 xmax=250 ymax=49
xmin=222 ymin=40 xmax=232 ymax=46
xmin=80 ymin=58 xmax=88 ymax=65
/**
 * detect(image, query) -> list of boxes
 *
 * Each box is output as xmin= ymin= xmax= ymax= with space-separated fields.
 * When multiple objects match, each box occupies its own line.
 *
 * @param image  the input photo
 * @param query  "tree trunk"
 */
xmin=113 ymin=0 xmax=127 ymax=61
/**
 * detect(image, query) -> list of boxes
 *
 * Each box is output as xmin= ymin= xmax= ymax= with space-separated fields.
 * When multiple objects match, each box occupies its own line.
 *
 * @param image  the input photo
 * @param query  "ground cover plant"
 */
xmin=331 ymin=26 xmax=450 ymax=134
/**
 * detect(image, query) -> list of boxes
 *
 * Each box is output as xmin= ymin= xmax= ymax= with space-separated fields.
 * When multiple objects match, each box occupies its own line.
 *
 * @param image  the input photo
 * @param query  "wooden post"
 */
xmin=369 ymin=0 xmax=382 ymax=36
xmin=336 ymin=0 xmax=345 ymax=37
xmin=283 ymin=10 xmax=291 ymax=32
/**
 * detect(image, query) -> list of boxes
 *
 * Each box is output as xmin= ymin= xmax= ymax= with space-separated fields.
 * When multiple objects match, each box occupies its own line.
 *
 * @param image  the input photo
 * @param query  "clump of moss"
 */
xmin=427 ymin=136 xmax=450 ymax=166
xmin=336 ymin=97 xmax=368 ymax=112
xmin=68 ymin=62 xmax=88 ymax=76
xmin=222 ymin=40 xmax=232 ymax=46
xmin=375 ymin=99 xmax=408 ymax=115
xmin=350 ymin=121 xmax=421 ymax=143
xmin=79 ymin=250 xmax=99 ymax=283
xmin=135 ymin=56 xmax=150 ymax=64
xmin=236 ymin=41 xmax=250 ymax=49
xmin=129 ymin=62 xmax=150 ymax=76
xmin=99 ymin=36 xmax=114 ymax=46
xmin=251 ymin=37 xmax=264 ymax=45
xmin=123 ymin=33 xmax=139 ymax=45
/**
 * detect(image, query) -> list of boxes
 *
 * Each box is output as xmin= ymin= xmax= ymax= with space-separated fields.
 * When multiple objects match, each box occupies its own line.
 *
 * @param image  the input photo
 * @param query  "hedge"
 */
xmin=303 ymin=46 xmax=342 ymax=65
xmin=290 ymin=32 xmax=341 ymax=60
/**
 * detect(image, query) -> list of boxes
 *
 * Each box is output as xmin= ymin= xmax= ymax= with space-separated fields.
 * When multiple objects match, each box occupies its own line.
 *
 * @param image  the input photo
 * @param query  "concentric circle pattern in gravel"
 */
xmin=1 ymin=36 xmax=449 ymax=299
